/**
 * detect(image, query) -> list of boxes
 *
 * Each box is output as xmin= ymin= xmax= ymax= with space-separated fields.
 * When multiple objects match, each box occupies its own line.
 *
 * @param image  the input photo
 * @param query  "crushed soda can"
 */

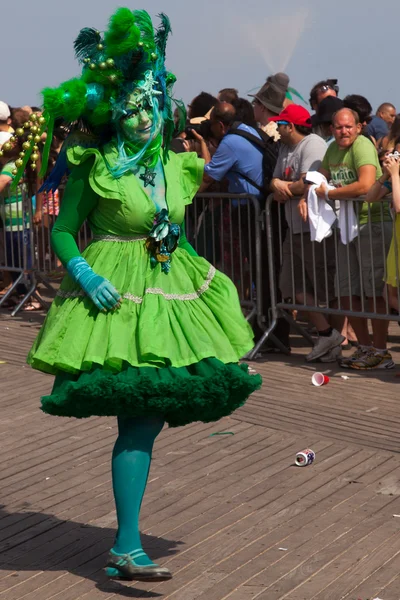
xmin=295 ymin=449 xmax=315 ymax=467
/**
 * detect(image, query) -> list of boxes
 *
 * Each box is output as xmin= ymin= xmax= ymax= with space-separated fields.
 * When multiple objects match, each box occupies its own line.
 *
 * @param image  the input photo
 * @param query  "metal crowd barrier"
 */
xmin=1 ymin=190 xmax=275 ymax=343
xmin=186 ymin=193 xmax=260 ymax=316
xmin=0 ymin=186 xmax=48 ymax=315
xmin=186 ymin=193 xmax=287 ymax=352
xmin=0 ymin=185 xmax=90 ymax=316
xmin=251 ymin=193 xmax=400 ymax=358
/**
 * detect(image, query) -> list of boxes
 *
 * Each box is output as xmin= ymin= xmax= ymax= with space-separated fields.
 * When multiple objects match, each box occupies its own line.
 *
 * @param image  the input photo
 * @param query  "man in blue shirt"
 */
xmin=366 ymin=102 xmax=396 ymax=142
xmin=198 ymin=102 xmax=264 ymax=197
xmin=191 ymin=101 xmax=291 ymax=353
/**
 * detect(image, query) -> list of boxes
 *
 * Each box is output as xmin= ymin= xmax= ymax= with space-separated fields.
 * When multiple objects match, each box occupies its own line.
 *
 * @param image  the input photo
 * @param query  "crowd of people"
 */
xmin=1 ymin=73 xmax=400 ymax=370
xmin=171 ymin=75 xmax=400 ymax=371
xmin=0 ymin=101 xmax=66 ymax=310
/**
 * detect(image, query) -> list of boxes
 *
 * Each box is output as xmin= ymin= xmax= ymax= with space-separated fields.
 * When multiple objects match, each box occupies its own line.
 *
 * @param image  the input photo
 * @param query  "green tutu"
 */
xmin=42 ymin=359 xmax=259 ymax=427
xmin=28 ymin=238 xmax=261 ymax=424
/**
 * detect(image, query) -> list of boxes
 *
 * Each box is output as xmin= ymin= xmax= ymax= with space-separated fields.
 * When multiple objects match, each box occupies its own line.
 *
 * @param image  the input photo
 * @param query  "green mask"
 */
xmin=119 ymin=74 xmax=162 ymax=145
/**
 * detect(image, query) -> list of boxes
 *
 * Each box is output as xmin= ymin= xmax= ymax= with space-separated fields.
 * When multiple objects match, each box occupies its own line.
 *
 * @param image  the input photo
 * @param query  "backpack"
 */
xmin=225 ymin=122 xmax=280 ymax=195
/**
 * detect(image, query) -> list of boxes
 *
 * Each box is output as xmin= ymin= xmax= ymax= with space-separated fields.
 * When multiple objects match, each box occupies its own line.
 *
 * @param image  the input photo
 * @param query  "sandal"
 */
xmin=105 ymin=549 xmax=172 ymax=582
xmin=22 ymin=301 xmax=42 ymax=312
xmin=0 ymin=286 xmax=13 ymax=297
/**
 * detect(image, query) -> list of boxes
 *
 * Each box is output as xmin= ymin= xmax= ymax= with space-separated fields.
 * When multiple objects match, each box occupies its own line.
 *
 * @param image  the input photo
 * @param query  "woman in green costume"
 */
xmin=22 ymin=9 xmax=261 ymax=582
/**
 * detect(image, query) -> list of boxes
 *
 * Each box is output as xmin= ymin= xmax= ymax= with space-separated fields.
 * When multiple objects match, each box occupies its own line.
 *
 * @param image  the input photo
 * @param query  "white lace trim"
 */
xmin=56 ymin=266 xmax=216 ymax=303
xmin=145 ymin=266 xmax=216 ymax=301
xmin=92 ymin=235 xmax=147 ymax=242
xmin=122 ymin=293 xmax=143 ymax=304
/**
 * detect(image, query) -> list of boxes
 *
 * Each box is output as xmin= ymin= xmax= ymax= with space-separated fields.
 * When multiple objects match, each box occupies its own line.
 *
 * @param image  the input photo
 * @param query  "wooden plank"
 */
xmin=2 ymin=314 xmax=400 ymax=599
xmin=152 ymin=479 xmax=399 ymax=600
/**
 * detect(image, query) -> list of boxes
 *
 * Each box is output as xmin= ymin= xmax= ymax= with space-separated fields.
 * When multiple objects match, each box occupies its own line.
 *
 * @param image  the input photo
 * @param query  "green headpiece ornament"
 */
xmin=10 ymin=8 xmax=184 ymax=190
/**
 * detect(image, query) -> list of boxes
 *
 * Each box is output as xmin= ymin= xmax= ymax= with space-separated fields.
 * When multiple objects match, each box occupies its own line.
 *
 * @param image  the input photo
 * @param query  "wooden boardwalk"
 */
xmin=1 ymin=307 xmax=400 ymax=600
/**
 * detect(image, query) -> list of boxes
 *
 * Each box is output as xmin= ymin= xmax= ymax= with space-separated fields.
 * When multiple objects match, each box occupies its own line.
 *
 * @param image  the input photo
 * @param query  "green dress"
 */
xmin=28 ymin=143 xmax=261 ymax=426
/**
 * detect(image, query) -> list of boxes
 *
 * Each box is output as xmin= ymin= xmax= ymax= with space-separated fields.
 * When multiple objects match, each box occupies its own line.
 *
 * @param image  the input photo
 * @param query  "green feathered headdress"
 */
xmin=9 ymin=8 xmax=183 ymax=190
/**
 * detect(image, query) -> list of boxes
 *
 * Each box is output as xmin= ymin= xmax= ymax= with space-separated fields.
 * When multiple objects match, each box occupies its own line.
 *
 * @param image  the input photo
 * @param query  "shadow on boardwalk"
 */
xmin=0 ymin=505 xmax=182 ymax=597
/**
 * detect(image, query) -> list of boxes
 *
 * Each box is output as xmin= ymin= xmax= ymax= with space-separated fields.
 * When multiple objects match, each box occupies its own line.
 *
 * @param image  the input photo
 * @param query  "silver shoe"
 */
xmin=106 ymin=550 xmax=173 ymax=582
xmin=319 ymin=345 xmax=342 ymax=363
xmin=306 ymin=329 xmax=345 ymax=362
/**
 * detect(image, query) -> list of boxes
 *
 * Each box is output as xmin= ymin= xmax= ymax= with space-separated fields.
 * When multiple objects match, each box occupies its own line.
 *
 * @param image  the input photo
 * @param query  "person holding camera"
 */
xmin=367 ymin=151 xmax=400 ymax=312
xmin=184 ymin=101 xmax=263 ymax=300
xmin=384 ymin=153 xmax=400 ymax=311
xmin=195 ymin=101 xmax=264 ymax=196
xmin=188 ymin=101 xmax=291 ymax=352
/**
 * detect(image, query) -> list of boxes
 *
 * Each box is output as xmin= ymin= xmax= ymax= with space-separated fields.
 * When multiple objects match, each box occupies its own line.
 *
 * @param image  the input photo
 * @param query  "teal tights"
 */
xmin=111 ymin=415 xmax=165 ymax=566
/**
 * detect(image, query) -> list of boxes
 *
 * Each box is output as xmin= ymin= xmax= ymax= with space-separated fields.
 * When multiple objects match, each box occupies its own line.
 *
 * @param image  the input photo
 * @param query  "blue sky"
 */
xmin=2 ymin=0 xmax=399 ymax=113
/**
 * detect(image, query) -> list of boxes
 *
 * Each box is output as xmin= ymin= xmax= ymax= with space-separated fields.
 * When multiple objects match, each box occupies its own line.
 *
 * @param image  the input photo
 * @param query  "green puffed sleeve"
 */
xmin=174 ymin=152 xmax=204 ymax=205
xmin=66 ymin=143 xmax=121 ymax=200
xmin=51 ymin=159 xmax=99 ymax=266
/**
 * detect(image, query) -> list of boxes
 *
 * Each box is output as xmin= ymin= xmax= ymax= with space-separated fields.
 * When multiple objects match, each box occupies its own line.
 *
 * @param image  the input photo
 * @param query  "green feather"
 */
xmin=133 ymin=10 xmax=155 ymax=51
xmin=105 ymin=8 xmax=140 ymax=56
xmin=61 ymin=80 xmax=88 ymax=121
xmin=74 ymin=27 xmax=102 ymax=63
xmin=288 ymin=86 xmax=308 ymax=105
xmin=107 ymin=7 xmax=135 ymax=35
xmin=41 ymin=86 xmax=65 ymax=118
xmin=173 ymin=97 xmax=187 ymax=132
xmin=42 ymin=78 xmax=87 ymax=121
xmin=155 ymin=13 xmax=172 ymax=61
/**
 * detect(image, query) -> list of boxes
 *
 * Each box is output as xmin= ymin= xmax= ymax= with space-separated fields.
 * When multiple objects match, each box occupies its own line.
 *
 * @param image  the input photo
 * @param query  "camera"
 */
xmin=184 ymin=120 xmax=212 ymax=141
xmin=388 ymin=151 xmax=400 ymax=160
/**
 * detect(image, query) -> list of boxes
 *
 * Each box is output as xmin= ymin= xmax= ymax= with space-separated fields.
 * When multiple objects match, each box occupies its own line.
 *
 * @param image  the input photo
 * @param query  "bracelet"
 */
xmin=325 ymin=188 xmax=330 ymax=201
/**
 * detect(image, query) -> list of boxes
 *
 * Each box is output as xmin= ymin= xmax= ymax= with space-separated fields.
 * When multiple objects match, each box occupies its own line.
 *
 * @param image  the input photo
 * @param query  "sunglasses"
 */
xmin=309 ymin=82 xmax=339 ymax=105
xmin=319 ymin=84 xmax=338 ymax=94
xmin=276 ymin=120 xmax=290 ymax=126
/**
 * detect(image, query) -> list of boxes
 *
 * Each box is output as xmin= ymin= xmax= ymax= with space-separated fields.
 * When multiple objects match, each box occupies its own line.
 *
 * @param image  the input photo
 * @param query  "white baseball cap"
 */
xmin=0 ymin=101 xmax=11 ymax=121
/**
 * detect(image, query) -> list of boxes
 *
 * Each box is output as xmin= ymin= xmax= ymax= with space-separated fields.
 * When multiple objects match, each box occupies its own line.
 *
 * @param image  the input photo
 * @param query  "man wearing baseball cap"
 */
xmin=0 ymin=101 xmax=12 ymax=148
xmin=270 ymin=104 xmax=345 ymax=362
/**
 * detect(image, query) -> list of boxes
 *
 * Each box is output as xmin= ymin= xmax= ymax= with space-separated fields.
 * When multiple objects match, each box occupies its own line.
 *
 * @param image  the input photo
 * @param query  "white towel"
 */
xmin=306 ymin=171 xmax=358 ymax=245
xmin=337 ymin=200 xmax=358 ymax=244
xmin=306 ymin=172 xmax=336 ymax=242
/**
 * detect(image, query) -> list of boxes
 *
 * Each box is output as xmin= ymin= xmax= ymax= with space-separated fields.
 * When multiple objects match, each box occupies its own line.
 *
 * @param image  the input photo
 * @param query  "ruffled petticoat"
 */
xmin=28 ymin=237 xmax=261 ymax=425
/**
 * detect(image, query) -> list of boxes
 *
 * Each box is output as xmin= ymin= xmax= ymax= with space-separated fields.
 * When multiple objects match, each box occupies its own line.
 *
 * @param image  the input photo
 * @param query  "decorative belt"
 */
xmin=92 ymin=234 xmax=147 ymax=242
xmin=92 ymin=210 xmax=180 ymax=274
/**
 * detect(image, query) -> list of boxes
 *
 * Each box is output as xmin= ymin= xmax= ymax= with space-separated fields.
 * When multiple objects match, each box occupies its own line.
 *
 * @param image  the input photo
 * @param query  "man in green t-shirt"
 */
xmin=316 ymin=108 xmax=393 ymax=370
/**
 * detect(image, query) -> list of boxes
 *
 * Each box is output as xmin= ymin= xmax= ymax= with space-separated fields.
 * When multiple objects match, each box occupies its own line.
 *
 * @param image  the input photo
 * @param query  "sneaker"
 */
xmin=349 ymin=348 xmax=395 ymax=370
xmin=305 ymin=329 xmax=345 ymax=362
xmin=338 ymin=346 xmax=367 ymax=368
xmin=319 ymin=345 xmax=342 ymax=363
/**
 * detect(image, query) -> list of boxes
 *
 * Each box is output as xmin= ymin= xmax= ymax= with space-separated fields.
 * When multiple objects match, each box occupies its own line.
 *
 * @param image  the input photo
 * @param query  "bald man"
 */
xmin=197 ymin=101 xmax=266 ymax=197
xmin=366 ymin=102 xmax=397 ymax=142
xmin=315 ymin=108 xmax=393 ymax=370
